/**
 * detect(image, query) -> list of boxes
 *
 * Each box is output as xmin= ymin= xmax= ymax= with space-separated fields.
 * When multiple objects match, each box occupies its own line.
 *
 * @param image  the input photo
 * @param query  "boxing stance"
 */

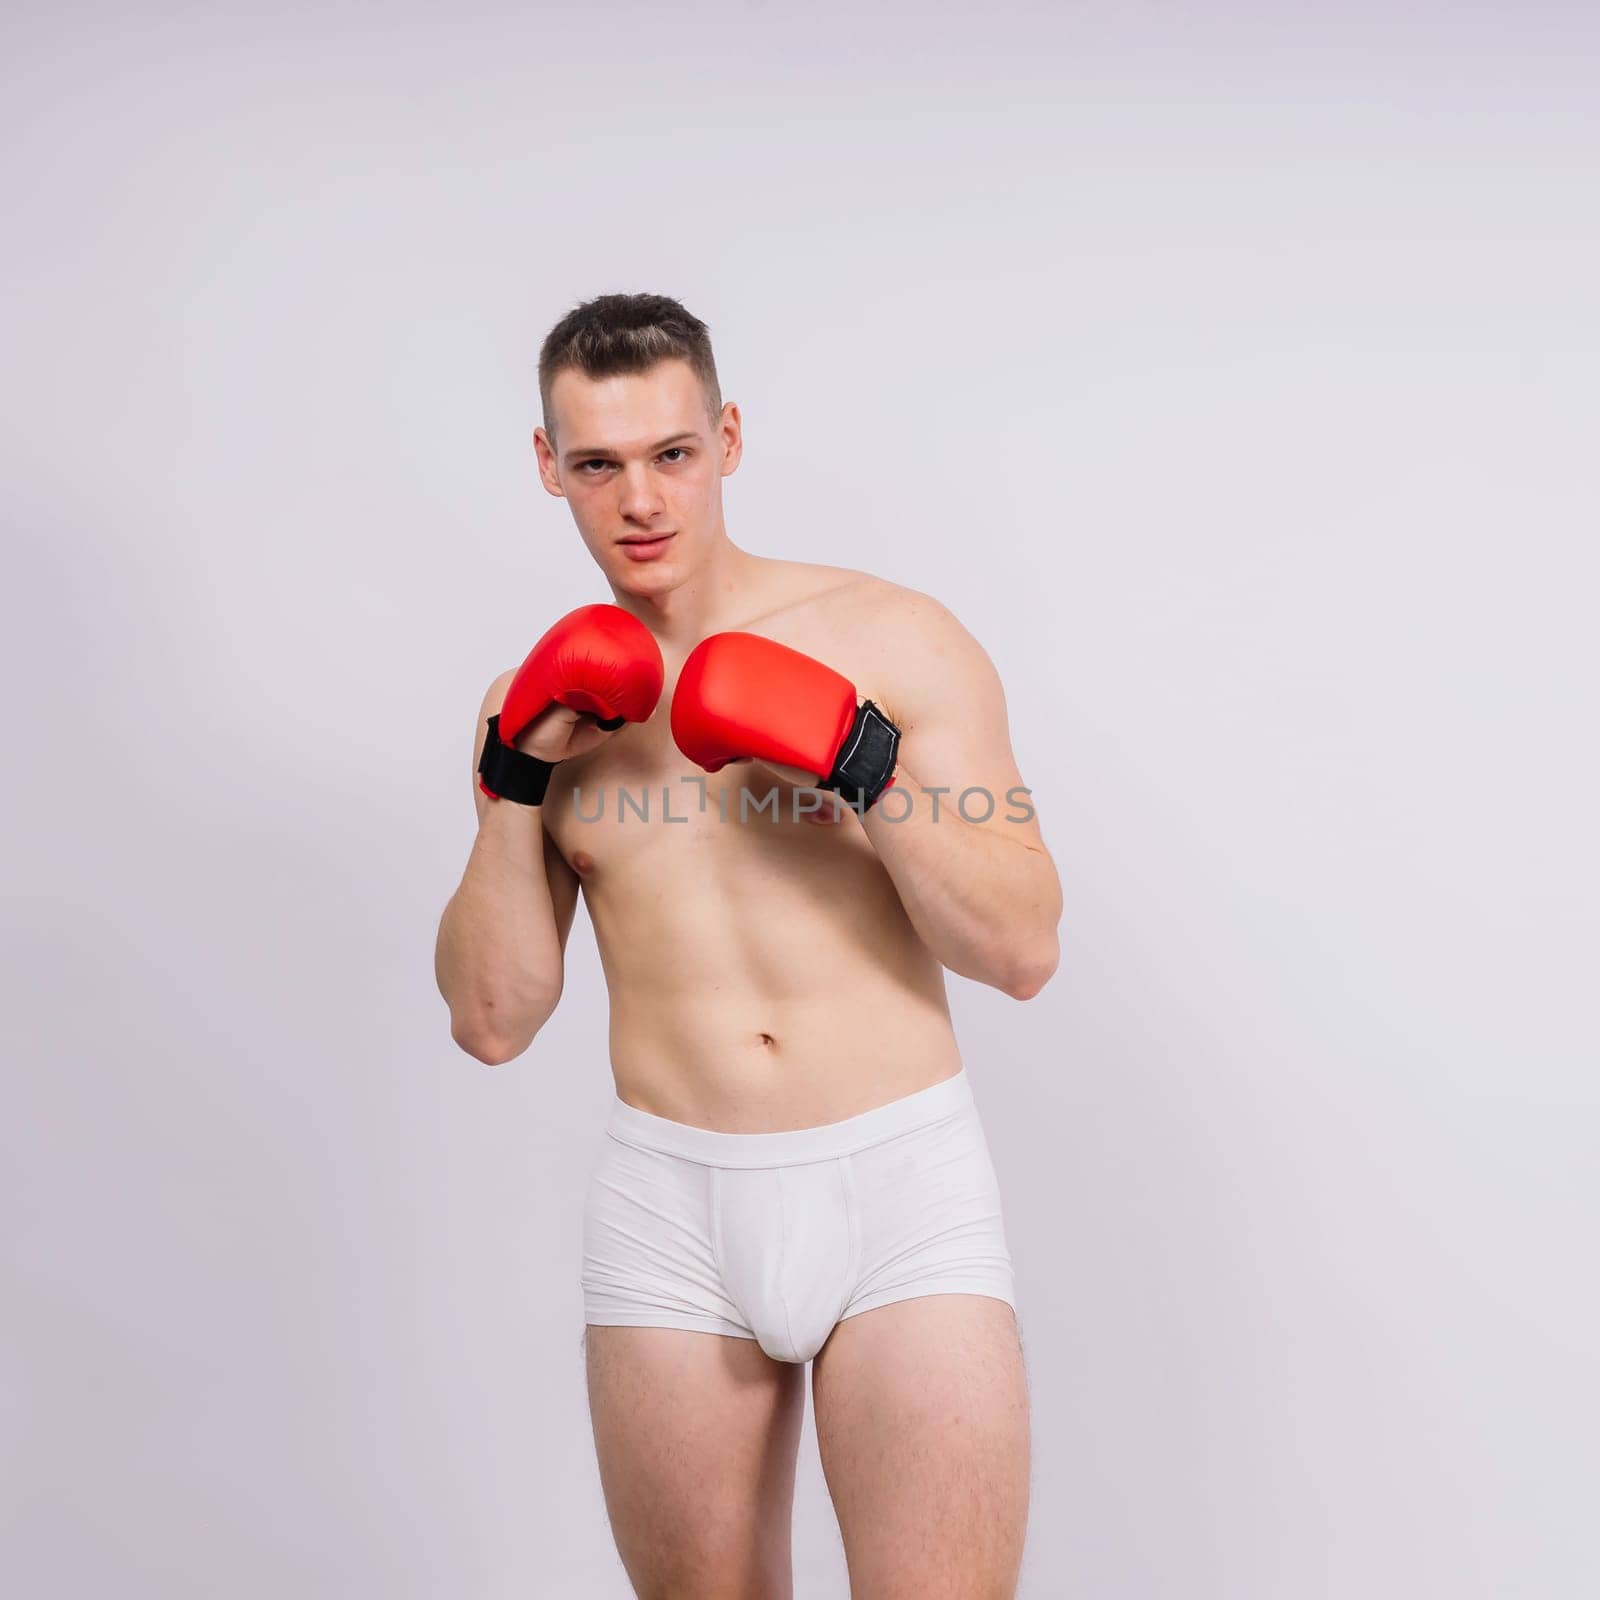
xmin=436 ymin=293 xmax=1061 ymax=1599
xmin=481 ymin=615 xmax=900 ymax=814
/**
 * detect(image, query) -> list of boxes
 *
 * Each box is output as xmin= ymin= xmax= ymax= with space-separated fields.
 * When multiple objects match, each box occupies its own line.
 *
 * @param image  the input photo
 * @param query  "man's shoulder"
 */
xmin=758 ymin=561 xmax=976 ymax=674
xmin=748 ymin=558 xmax=897 ymax=626
xmin=826 ymin=571 xmax=968 ymax=644
xmin=775 ymin=561 xmax=947 ymax=622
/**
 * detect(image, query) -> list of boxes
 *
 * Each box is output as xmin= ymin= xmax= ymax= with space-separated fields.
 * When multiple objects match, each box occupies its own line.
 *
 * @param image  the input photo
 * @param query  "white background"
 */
xmin=4 ymin=3 xmax=1595 ymax=1594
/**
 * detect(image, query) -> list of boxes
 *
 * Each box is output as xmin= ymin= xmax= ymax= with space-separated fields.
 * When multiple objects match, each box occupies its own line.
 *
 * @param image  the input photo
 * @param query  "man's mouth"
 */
xmin=617 ymin=531 xmax=676 ymax=561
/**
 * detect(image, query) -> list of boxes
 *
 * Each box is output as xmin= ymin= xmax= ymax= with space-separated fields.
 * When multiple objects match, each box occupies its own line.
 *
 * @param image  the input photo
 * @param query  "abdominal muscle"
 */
xmin=607 ymin=980 xmax=963 ymax=1133
xmin=550 ymin=759 xmax=964 ymax=1133
xmin=538 ymin=562 xmax=973 ymax=1134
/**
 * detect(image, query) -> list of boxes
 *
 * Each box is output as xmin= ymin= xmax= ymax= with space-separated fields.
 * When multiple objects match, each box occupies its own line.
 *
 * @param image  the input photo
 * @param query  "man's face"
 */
xmin=534 ymin=358 xmax=741 ymax=596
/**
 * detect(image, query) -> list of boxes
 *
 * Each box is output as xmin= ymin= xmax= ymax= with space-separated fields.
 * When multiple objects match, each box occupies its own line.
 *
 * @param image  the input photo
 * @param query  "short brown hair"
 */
xmin=538 ymin=292 xmax=722 ymax=448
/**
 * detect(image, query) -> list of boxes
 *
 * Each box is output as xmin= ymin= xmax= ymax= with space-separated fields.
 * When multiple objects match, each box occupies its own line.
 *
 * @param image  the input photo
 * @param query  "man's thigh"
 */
xmin=584 ymin=1324 xmax=806 ymax=1599
xmin=811 ymin=1293 xmax=1031 ymax=1600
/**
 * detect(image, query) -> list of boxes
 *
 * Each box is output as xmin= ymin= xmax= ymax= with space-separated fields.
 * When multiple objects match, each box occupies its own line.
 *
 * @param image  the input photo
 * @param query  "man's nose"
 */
xmin=618 ymin=464 xmax=664 ymax=520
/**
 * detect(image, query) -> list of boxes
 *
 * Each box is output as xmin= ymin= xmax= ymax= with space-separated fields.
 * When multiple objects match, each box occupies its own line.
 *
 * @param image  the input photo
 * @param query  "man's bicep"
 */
xmin=881 ymin=602 xmax=1044 ymax=847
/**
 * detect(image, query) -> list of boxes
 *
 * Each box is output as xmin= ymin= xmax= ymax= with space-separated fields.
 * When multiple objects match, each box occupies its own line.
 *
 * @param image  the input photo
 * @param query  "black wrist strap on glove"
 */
xmin=821 ymin=700 xmax=900 ymax=812
xmin=477 ymin=714 xmax=556 ymax=806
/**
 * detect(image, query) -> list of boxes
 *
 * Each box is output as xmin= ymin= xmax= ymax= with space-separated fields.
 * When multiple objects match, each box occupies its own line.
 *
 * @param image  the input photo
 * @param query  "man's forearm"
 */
xmin=435 ymin=802 xmax=564 ymax=1061
xmin=860 ymin=765 xmax=1061 ymax=999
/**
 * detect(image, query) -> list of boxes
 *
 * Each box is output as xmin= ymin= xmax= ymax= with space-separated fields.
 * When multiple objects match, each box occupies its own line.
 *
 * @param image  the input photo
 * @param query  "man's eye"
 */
xmin=579 ymin=460 xmax=611 ymax=473
xmin=660 ymin=448 xmax=688 ymax=463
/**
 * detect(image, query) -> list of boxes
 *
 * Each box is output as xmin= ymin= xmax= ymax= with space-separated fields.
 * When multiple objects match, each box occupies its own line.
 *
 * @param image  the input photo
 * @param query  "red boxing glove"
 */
xmin=499 ymin=603 xmax=664 ymax=744
xmin=480 ymin=605 xmax=663 ymax=804
xmin=670 ymin=631 xmax=900 ymax=811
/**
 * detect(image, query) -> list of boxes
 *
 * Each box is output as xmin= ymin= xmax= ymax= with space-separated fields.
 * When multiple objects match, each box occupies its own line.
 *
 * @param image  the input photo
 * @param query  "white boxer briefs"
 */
xmin=580 ymin=1067 xmax=1016 ymax=1364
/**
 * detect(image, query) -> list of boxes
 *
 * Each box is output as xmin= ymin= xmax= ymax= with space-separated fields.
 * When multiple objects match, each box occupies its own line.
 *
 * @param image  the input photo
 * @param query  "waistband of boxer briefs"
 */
xmin=603 ymin=1067 xmax=975 ymax=1169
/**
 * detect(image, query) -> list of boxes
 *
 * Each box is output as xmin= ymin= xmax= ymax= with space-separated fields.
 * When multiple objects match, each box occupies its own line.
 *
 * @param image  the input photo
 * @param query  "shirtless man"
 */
xmin=435 ymin=293 xmax=1062 ymax=1599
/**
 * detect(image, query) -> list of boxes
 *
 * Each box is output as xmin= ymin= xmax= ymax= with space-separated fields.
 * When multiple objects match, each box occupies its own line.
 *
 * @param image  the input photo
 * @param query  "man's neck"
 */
xmin=622 ymin=534 xmax=768 ymax=653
